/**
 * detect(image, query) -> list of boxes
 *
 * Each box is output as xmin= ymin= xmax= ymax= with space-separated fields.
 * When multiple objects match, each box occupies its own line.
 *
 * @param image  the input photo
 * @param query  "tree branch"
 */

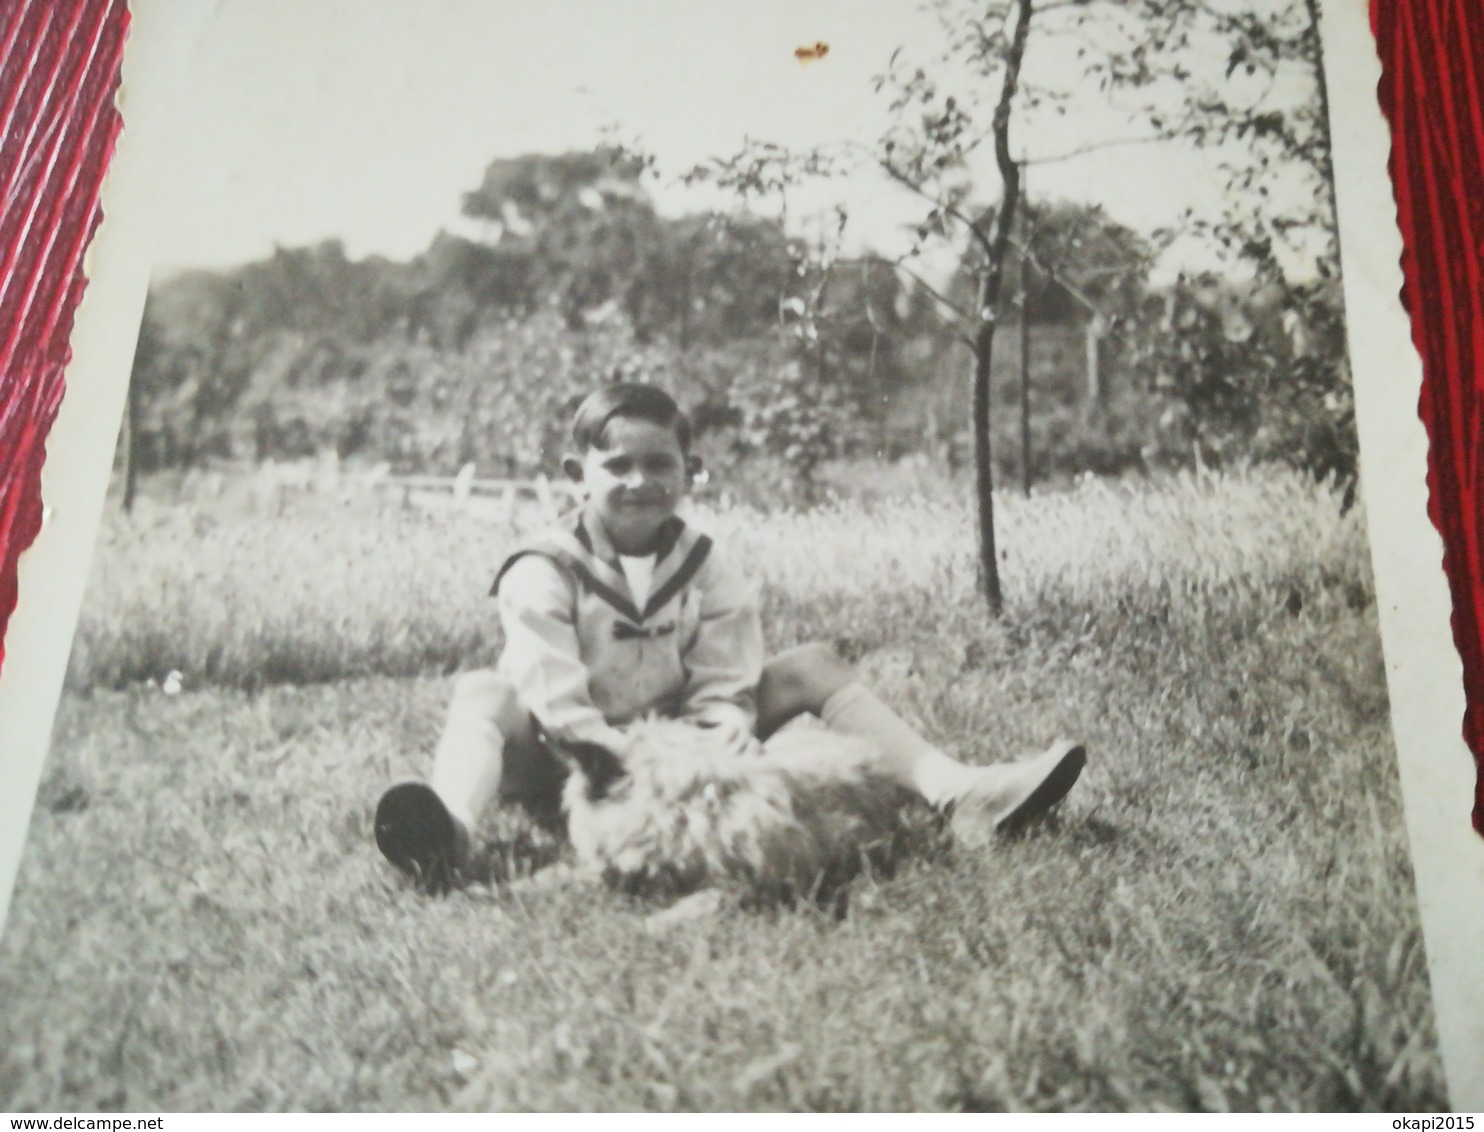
xmin=889 ymin=258 xmax=979 ymax=327
xmin=876 ymin=157 xmax=998 ymax=261
xmin=1025 ymin=131 xmax=1179 ymax=165
xmin=1005 ymin=233 xmax=1101 ymax=314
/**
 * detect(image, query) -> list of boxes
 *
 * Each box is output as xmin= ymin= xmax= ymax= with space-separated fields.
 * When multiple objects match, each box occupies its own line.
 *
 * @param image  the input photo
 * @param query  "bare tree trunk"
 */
xmin=1018 ymin=163 xmax=1032 ymax=497
xmin=971 ymin=301 xmax=1002 ymax=611
xmin=1018 ymin=309 xmax=1031 ymax=496
xmin=122 ymin=376 xmax=138 ymax=513
xmin=1085 ymin=318 xmax=1102 ymax=415
xmin=970 ymin=0 xmax=1033 ymax=614
xmin=1302 ymin=0 xmax=1344 ymax=285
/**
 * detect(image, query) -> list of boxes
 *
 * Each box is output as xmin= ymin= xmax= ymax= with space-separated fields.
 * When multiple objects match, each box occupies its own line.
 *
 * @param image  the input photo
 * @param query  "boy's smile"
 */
xmin=567 ymin=416 xmax=692 ymax=556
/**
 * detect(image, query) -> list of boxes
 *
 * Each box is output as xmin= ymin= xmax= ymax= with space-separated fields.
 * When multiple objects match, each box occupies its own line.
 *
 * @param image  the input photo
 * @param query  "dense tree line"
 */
xmin=129 ymin=125 xmax=1349 ymax=507
xmin=130 ymin=147 xmax=1178 ymax=498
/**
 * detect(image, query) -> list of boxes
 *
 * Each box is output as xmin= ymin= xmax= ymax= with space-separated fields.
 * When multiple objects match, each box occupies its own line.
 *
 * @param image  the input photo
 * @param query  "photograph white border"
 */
xmin=1 ymin=0 xmax=1479 ymax=1109
xmin=1320 ymin=1 xmax=1484 ymax=1107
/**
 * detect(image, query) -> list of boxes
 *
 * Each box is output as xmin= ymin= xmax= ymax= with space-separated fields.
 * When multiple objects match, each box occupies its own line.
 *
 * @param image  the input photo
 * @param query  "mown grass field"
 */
xmin=0 ymin=469 xmax=1446 ymax=1111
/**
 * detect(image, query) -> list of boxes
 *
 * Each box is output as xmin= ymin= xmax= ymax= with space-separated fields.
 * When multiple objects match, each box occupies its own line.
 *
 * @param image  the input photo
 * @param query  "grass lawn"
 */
xmin=0 ymin=471 xmax=1446 ymax=1110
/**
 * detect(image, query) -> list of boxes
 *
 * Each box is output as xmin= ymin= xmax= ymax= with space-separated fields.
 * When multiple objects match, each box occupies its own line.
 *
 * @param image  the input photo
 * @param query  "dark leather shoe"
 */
xmin=374 ymin=781 xmax=471 ymax=895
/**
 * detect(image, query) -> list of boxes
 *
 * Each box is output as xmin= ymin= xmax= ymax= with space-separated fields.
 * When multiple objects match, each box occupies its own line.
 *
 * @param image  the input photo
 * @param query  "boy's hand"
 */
xmin=695 ymin=714 xmax=760 ymax=757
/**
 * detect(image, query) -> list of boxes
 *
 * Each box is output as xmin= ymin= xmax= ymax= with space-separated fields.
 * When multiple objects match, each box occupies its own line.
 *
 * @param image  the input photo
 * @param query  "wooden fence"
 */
xmin=378 ymin=463 xmax=580 ymax=517
xmin=126 ymin=456 xmax=582 ymax=519
xmin=241 ymin=456 xmax=580 ymax=518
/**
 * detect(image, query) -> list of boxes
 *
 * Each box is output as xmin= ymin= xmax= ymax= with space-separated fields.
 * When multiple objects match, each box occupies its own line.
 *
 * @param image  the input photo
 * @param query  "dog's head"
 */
xmin=550 ymin=736 xmax=629 ymax=802
xmin=549 ymin=718 xmax=749 ymax=808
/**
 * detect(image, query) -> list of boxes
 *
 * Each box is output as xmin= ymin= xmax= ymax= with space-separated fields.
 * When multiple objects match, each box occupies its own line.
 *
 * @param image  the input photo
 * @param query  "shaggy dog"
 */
xmin=552 ymin=717 xmax=915 ymax=905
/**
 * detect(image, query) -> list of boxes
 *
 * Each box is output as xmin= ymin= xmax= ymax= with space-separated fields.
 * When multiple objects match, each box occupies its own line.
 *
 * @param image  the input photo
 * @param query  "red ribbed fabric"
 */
xmin=1373 ymin=0 xmax=1484 ymax=835
xmin=0 ymin=0 xmax=127 ymax=672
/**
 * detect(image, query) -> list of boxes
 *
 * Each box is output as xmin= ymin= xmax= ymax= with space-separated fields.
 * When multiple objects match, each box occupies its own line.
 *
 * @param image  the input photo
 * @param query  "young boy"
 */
xmin=375 ymin=383 xmax=1086 ymax=893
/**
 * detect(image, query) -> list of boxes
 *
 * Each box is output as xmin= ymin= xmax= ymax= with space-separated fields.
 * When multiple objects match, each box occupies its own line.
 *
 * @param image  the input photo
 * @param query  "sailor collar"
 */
xmin=494 ymin=510 xmax=713 ymax=625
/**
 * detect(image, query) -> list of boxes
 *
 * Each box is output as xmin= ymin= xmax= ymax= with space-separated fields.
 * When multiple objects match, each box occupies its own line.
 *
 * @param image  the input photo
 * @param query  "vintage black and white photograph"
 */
xmin=0 ymin=0 xmax=1453 ymax=1111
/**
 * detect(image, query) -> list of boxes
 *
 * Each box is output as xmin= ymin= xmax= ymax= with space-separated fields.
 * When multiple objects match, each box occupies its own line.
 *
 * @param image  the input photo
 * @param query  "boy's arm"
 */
xmin=678 ymin=548 xmax=765 ymax=736
xmin=496 ymin=555 xmax=628 ymax=751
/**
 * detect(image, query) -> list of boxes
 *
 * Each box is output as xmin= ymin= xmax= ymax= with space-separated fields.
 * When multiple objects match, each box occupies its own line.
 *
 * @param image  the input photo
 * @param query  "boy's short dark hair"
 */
xmin=571 ymin=383 xmax=692 ymax=454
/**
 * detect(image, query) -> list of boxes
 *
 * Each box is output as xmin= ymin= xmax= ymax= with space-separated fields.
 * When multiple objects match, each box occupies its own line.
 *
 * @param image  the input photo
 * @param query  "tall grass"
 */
xmin=69 ymin=467 xmax=1368 ymax=691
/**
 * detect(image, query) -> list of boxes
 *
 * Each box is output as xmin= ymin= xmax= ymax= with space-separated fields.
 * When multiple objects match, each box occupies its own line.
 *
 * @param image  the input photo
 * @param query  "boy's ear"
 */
xmin=561 ymin=454 xmax=585 ymax=483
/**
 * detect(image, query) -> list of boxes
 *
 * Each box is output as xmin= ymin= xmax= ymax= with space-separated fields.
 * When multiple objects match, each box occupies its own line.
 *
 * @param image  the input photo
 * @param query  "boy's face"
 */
xmin=566 ymin=415 xmax=692 ymax=555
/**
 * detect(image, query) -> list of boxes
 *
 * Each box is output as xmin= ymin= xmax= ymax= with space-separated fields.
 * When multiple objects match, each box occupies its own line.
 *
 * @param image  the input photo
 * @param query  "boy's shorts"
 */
xmin=496 ymin=712 xmax=570 ymax=826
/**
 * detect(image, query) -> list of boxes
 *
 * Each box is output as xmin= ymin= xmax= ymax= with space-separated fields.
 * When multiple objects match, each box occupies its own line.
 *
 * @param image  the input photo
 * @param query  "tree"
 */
xmin=667 ymin=212 xmax=917 ymax=500
xmin=884 ymin=0 xmax=1032 ymax=612
xmin=1011 ymin=200 xmax=1151 ymax=325
xmin=689 ymin=0 xmax=1347 ymax=612
xmin=480 ymin=151 xmax=919 ymax=493
xmin=917 ymin=196 xmax=1154 ymax=487
xmin=689 ymin=0 xmax=1034 ymax=609
xmin=642 ymin=212 xmax=795 ymax=349
xmin=462 ymin=148 xmax=667 ymax=332
xmin=1022 ymin=0 xmax=1354 ymax=484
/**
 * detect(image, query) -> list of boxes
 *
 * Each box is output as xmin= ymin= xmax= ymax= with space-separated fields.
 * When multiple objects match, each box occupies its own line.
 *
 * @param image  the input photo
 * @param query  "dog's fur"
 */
xmin=555 ymin=718 xmax=913 ymax=902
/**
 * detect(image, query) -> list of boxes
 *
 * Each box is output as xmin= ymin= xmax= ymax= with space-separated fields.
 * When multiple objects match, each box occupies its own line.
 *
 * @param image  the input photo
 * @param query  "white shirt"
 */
xmin=491 ymin=516 xmax=764 ymax=747
xmin=618 ymin=553 xmax=656 ymax=608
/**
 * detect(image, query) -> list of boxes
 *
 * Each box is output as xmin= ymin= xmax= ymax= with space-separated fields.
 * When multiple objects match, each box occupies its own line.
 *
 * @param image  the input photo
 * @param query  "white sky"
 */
xmin=147 ymin=0 xmax=1314 ymax=276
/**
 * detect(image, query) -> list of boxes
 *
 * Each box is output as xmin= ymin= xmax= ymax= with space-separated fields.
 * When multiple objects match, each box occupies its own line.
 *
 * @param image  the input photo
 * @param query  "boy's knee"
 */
xmin=766 ymin=642 xmax=853 ymax=707
xmin=451 ymin=668 xmax=510 ymax=702
xmin=449 ymin=670 xmax=524 ymax=728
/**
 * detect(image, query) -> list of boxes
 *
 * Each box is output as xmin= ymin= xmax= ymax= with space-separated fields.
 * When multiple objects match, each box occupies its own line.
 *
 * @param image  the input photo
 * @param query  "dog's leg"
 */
xmin=644 ymin=888 xmax=727 ymax=932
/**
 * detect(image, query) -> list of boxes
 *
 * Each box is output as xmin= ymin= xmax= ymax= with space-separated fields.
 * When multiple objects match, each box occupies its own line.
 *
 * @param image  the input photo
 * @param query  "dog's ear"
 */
xmin=557 ymin=738 xmax=627 ymax=801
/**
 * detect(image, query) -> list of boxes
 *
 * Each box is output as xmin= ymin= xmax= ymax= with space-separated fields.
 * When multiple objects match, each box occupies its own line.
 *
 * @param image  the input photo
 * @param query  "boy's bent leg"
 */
xmin=429 ymin=670 xmax=528 ymax=828
xmin=760 ymin=642 xmax=1085 ymax=845
xmin=756 ymin=642 xmax=855 ymax=739
xmin=377 ymin=670 xmax=538 ymax=893
xmin=759 ymin=642 xmax=976 ymax=800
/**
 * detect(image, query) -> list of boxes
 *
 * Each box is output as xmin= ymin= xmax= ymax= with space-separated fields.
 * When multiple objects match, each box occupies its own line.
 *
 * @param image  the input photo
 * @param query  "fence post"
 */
xmin=253 ymin=459 xmax=280 ymax=515
xmin=1085 ymin=316 xmax=1104 ymax=416
xmin=453 ymin=462 xmax=476 ymax=502
xmin=315 ymin=448 xmax=341 ymax=494
xmin=534 ymin=474 xmax=557 ymax=517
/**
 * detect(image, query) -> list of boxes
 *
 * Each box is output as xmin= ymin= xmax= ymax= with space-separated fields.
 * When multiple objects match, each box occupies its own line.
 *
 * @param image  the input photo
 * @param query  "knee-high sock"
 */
xmin=430 ymin=678 xmax=509 ymax=829
xmin=820 ymin=682 xmax=979 ymax=808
